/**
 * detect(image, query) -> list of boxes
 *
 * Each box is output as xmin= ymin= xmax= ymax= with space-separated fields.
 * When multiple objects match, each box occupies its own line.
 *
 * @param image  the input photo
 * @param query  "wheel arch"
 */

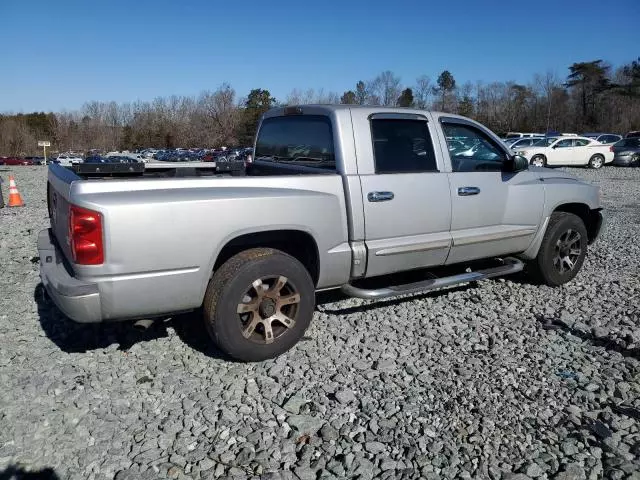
xmin=212 ymin=229 xmax=320 ymax=287
xmin=530 ymin=153 xmax=547 ymax=165
xmin=519 ymin=202 xmax=603 ymax=260
xmin=552 ymin=203 xmax=602 ymax=244
xmin=589 ymin=153 xmax=605 ymax=167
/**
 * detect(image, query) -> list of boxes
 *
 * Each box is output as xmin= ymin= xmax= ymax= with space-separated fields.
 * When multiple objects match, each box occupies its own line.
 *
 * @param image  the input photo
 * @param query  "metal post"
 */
xmin=43 ymin=144 xmax=47 ymax=164
xmin=0 ymin=176 xmax=4 ymax=209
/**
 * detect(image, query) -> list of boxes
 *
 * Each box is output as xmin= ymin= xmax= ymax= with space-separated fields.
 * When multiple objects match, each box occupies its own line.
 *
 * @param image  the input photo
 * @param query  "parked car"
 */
xmin=87 ymin=155 xmax=140 ymax=164
xmin=581 ymin=133 xmax=622 ymax=144
xmin=453 ymin=141 xmax=502 ymax=160
xmin=625 ymin=131 xmax=640 ymax=139
xmin=611 ymin=138 xmax=640 ymax=167
xmin=506 ymin=138 xmax=543 ymax=150
xmin=2 ymin=157 xmax=33 ymax=166
xmin=55 ymin=154 xmax=84 ymax=167
xmin=84 ymin=156 xmax=109 ymax=163
xmin=502 ymin=132 xmax=544 ymax=140
xmin=516 ymin=136 xmax=614 ymax=168
xmin=39 ymin=106 xmax=605 ymax=362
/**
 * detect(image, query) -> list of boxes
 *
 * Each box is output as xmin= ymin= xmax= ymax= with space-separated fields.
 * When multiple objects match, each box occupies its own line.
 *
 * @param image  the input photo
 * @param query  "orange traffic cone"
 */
xmin=7 ymin=175 xmax=25 ymax=207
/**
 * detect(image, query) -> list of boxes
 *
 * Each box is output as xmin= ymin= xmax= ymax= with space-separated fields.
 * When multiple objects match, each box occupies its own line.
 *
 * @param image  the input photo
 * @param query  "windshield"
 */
xmin=532 ymin=137 xmax=557 ymax=147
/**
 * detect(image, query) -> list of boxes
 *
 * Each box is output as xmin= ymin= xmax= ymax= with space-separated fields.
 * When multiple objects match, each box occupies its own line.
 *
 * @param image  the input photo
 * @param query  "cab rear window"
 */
xmin=255 ymin=115 xmax=336 ymax=170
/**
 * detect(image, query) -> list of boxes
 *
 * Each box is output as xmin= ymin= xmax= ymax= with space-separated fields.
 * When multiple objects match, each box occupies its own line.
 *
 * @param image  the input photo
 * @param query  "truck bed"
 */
xmin=68 ymin=159 xmax=336 ymax=180
xmin=70 ymin=161 xmax=236 ymax=179
xmin=44 ymin=161 xmax=351 ymax=321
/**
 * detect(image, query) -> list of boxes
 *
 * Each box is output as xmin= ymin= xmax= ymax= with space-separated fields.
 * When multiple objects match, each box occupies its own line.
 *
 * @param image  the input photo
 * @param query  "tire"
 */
xmin=528 ymin=212 xmax=588 ymax=287
xmin=588 ymin=154 xmax=604 ymax=169
xmin=630 ymin=154 xmax=640 ymax=167
xmin=530 ymin=155 xmax=546 ymax=167
xmin=203 ymin=248 xmax=315 ymax=362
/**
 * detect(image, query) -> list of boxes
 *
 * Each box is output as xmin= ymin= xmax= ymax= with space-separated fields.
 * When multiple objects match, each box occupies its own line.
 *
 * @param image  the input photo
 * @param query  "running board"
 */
xmin=341 ymin=257 xmax=524 ymax=300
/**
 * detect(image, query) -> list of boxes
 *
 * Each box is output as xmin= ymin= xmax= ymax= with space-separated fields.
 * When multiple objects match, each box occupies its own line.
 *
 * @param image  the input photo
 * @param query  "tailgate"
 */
xmin=46 ymin=164 xmax=78 ymax=262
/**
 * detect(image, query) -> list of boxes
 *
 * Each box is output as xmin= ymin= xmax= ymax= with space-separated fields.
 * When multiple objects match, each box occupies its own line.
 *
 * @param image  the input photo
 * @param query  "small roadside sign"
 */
xmin=38 ymin=140 xmax=51 ymax=163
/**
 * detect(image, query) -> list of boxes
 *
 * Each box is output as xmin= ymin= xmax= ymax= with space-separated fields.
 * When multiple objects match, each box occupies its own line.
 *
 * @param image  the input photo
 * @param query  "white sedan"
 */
xmin=515 ymin=136 xmax=614 ymax=169
xmin=54 ymin=154 xmax=84 ymax=166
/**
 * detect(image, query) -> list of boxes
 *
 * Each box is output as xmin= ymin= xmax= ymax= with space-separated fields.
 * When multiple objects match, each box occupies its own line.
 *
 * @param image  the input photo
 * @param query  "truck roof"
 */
xmin=264 ymin=104 xmax=460 ymax=119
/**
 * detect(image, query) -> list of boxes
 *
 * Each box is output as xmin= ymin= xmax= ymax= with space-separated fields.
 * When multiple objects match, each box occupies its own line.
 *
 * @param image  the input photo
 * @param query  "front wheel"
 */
xmin=588 ymin=154 xmax=604 ymax=169
xmin=530 ymin=155 xmax=546 ymax=167
xmin=528 ymin=212 xmax=588 ymax=287
xmin=203 ymin=248 xmax=315 ymax=362
xmin=630 ymin=154 xmax=640 ymax=167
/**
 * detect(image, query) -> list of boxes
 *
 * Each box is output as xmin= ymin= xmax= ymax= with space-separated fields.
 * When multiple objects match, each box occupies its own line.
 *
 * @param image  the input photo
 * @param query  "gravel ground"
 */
xmin=0 ymin=165 xmax=638 ymax=480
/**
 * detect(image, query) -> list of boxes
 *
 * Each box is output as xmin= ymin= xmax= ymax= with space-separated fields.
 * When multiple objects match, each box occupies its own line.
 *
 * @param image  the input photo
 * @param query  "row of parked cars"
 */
xmin=498 ymin=131 xmax=640 ymax=168
xmin=150 ymin=147 xmax=253 ymax=164
xmin=0 ymin=156 xmax=47 ymax=166
xmin=0 ymin=147 xmax=255 ymax=167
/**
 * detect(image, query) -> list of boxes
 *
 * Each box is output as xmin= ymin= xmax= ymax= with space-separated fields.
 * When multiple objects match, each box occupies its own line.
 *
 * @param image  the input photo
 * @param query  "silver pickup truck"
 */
xmin=40 ymin=105 xmax=604 ymax=361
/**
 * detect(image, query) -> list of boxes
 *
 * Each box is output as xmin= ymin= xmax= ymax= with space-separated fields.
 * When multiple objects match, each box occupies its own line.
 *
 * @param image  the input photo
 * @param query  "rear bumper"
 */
xmin=38 ymin=228 xmax=103 ymax=323
xmin=611 ymin=156 xmax=633 ymax=166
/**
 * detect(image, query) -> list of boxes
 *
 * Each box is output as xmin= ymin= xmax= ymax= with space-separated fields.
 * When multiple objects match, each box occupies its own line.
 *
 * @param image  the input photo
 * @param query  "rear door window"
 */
xmin=555 ymin=139 xmax=574 ymax=148
xmin=370 ymin=119 xmax=438 ymax=173
xmin=255 ymin=115 xmax=335 ymax=170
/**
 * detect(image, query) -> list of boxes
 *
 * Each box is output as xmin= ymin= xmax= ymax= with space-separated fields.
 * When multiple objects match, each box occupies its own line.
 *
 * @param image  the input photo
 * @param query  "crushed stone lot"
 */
xmin=0 ymin=165 xmax=639 ymax=480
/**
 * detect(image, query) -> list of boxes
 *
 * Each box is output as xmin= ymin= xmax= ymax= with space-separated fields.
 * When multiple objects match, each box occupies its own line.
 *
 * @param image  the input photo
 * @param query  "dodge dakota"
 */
xmin=39 ymin=105 xmax=604 ymax=361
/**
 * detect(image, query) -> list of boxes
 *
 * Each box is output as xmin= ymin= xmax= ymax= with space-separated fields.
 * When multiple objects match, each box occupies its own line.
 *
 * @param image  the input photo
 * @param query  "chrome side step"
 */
xmin=341 ymin=257 xmax=524 ymax=300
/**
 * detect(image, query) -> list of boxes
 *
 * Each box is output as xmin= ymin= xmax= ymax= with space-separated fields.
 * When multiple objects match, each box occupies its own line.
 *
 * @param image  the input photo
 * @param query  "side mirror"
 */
xmin=505 ymin=155 xmax=529 ymax=172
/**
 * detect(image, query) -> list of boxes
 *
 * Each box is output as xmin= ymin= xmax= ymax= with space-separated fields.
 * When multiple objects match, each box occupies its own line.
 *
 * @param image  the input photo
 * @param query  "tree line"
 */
xmin=1 ymin=58 xmax=639 ymax=156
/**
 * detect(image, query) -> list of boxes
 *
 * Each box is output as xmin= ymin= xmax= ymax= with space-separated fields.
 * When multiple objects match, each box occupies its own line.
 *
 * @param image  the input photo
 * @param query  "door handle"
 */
xmin=368 ymin=191 xmax=395 ymax=202
xmin=458 ymin=186 xmax=481 ymax=196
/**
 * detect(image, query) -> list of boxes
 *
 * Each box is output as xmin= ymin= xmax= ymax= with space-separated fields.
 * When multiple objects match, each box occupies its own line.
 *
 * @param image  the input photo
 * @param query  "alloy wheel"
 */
xmin=236 ymin=276 xmax=300 ymax=344
xmin=553 ymin=229 xmax=582 ymax=274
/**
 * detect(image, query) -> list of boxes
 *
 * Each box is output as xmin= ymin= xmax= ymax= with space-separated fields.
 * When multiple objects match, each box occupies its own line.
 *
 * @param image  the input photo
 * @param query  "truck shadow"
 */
xmin=33 ymin=283 xmax=229 ymax=360
xmin=0 ymin=465 xmax=59 ymax=479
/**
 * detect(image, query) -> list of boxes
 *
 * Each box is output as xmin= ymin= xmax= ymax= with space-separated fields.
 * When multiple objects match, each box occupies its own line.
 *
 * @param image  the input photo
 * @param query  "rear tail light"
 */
xmin=69 ymin=205 xmax=104 ymax=265
xmin=609 ymin=146 xmax=614 ymax=152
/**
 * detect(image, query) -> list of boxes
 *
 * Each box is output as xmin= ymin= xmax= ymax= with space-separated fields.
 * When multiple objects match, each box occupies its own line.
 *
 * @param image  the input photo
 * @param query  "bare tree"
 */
xmin=199 ymin=84 xmax=240 ymax=146
xmin=368 ymin=71 xmax=402 ymax=106
xmin=0 ymin=117 xmax=34 ymax=156
xmin=534 ymin=70 xmax=561 ymax=133
xmin=414 ymin=75 xmax=432 ymax=109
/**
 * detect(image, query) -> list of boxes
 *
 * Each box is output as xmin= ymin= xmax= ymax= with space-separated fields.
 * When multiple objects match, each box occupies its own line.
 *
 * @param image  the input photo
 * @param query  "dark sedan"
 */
xmin=611 ymin=138 xmax=640 ymax=167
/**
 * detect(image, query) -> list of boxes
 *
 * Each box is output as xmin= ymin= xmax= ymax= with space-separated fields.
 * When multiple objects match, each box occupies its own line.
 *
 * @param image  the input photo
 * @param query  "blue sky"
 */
xmin=1 ymin=0 xmax=638 ymax=112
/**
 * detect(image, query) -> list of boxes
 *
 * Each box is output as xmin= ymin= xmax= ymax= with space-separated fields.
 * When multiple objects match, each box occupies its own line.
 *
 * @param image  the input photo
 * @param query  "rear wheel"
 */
xmin=528 ymin=212 xmax=588 ymax=287
xmin=531 ymin=155 xmax=546 ymax=167
xmin=203 ymin=248 xmax=315 ymax=362
xmin=588 ymin=154 xmax=604 ymax=169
